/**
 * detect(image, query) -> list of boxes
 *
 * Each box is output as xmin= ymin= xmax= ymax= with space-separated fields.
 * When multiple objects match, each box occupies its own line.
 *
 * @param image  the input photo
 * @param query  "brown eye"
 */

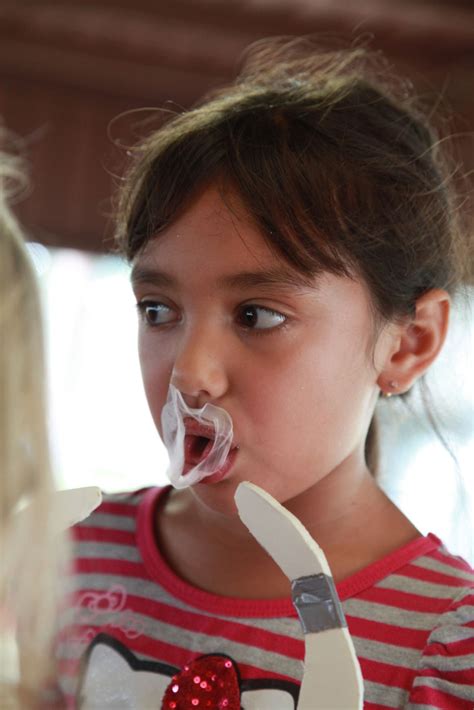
xmin=137 ymin=302 xmax=177 ymax=326
xmin=237 ymin=305 xmax=286 ymax=330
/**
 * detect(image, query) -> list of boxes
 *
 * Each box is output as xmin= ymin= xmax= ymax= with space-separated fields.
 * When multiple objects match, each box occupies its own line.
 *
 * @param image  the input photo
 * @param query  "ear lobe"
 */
xmin=377 ymin=289 xmax=450 ymax=394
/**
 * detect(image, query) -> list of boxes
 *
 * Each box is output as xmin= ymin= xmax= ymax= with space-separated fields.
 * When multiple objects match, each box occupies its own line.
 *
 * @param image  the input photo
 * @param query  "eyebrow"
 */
xmin=217 ymin=268 xmax=316 ymax=292
xmin=130 ymin=264 xmax=317 ymax=292
xmin=130 ymin=265 xmax=176 ymax=289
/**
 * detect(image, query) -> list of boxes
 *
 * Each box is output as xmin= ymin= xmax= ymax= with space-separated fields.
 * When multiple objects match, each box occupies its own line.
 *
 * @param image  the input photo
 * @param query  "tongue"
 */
xmin=184 ymin=434 xmax=213 ymax=465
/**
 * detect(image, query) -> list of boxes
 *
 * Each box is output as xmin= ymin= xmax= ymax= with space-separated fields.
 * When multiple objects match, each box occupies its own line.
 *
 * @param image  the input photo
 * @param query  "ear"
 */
xmin=377 ymin=289 xmax=450 ymax=395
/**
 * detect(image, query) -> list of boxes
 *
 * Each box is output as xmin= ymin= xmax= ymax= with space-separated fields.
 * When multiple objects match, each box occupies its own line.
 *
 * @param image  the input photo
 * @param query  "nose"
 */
xmin=170 ymin=325 xmax=229 ymax=408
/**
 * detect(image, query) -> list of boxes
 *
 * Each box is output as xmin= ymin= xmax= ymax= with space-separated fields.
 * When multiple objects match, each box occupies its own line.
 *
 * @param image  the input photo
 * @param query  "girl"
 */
xmin=59 ymin=40 xmax=473 ymax=708
xmin=0 ymin=126 xmax=67 ymax=707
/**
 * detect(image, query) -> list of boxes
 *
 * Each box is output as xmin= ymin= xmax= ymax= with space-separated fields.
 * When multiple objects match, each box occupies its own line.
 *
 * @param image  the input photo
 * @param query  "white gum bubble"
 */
xmin=161 ymin=385 xmax=234 ymax=489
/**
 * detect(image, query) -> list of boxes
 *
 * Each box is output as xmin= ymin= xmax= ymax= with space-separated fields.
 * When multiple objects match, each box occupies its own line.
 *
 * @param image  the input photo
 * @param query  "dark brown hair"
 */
xmin=115 ymin=38 xmax=470 ymax=469
xmin=117 ymin=39 xmax=468 ymax=312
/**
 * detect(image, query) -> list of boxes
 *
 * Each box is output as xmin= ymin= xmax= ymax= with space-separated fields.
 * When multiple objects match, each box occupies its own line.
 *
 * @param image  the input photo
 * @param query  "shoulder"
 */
xmin=387 ymin=535 xmax=473 ymax=605
xmin=418 ymin=538 xmax=473 ymax=581
xmin=407 ymin=542 xmax=473 ymax=708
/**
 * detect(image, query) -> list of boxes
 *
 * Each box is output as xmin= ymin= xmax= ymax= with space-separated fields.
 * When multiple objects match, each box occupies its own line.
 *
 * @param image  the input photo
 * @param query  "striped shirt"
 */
xmin=56 ymin=487 xmax=474 ymax=709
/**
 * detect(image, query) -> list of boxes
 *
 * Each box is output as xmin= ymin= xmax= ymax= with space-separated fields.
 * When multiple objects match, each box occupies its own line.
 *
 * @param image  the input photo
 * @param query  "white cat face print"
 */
xmin=78 ymin=635 xmax=298 ymax=710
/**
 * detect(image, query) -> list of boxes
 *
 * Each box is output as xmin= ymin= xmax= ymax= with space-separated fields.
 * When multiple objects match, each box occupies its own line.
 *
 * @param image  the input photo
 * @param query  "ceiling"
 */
xmin=1 ymin=0 xmax=473 ymax=251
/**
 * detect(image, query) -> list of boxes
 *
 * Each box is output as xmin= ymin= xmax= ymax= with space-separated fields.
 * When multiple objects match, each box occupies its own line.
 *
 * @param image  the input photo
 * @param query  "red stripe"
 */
xmin=401 ymin=563 xmax=471 ymax=588
xmin=58 ymin=657 xmax=80 ymax=676
xmin=95 ymin=501 xmax=139 ymax=516
xmin=74 ymin=526 xmax=136 ymax=546
xmin=410 ymin=683 xmax=474 ymax=709
xmin=347 ymin=614 xmax=429 ymax=649
xmin=358 ymin=656 xmax=416 ymax=690
xmin=75 ymin=557 xmax=149 ymax=578
xmin=236 ymin=661 xmax=299 ymax=684
xmin=423 ymin=638 xmax=474 ymax=658
xmin=450 ymin=593 xmax=474 ymax=610
xmin=359 ymin=585 xmax=451 ymax=614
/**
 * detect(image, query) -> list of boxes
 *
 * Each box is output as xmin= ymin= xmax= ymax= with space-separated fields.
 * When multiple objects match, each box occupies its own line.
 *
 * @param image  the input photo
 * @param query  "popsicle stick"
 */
xmin=50 ymin=486 xmax=103 ymax=529
xmin=15 ymin=486 xmax=102 ymax=533
xmin=235 ymin=482 xmax=363 ymax=710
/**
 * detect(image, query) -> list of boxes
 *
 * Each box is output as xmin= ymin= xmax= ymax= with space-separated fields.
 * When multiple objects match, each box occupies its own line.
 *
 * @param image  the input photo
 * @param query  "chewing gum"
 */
xmin=161 ymin=385 xmax=234 ymax=488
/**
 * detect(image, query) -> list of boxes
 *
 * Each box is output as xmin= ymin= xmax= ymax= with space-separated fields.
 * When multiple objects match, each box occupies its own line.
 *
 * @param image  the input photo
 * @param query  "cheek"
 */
xmin=241 ymin=338 xmax=373 ymax=451
xmin=138 ymin=335 xmax=173 ymax=431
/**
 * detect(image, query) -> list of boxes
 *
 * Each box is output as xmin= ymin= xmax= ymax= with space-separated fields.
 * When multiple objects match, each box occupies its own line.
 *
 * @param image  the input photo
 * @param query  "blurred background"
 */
xmin=0 ymin=0 xmax=473 ymax=560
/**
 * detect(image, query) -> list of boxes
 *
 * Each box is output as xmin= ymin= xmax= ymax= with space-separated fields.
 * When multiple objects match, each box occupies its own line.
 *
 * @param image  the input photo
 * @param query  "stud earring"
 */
xmin=382 ymin=380 xmax=398 ymax=398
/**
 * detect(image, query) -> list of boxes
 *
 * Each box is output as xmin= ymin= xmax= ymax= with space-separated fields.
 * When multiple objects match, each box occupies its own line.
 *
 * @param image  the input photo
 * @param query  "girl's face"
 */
xmin=132 ymin=183 xmax=386 ymax=514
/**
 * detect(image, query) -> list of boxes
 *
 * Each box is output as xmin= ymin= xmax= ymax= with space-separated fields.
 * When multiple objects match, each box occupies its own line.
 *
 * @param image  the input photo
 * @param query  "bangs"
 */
xmin=117 ymin=47 xmax=455 ymax=323
xmin=120 ymin=94 xmax=365 ymax=279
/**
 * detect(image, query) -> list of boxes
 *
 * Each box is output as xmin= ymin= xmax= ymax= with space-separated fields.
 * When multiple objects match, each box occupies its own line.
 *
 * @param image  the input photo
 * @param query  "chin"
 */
xmin=188 ymin=476 xmax=244 ymax=517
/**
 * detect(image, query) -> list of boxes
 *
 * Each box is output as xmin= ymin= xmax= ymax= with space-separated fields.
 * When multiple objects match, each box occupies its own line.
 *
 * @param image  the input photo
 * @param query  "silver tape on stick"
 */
xmin=291 ymin=573 xmax=347 ymax=634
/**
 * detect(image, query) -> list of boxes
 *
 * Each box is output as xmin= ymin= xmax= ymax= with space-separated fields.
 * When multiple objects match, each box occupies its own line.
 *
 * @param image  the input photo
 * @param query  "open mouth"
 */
xmin=184 ymin=433 xmax=214 ymax=465
xmin=183 ymin=419 xmax=217 ymax=467
xmin=182 ymin=418 xmax=238 ymax=483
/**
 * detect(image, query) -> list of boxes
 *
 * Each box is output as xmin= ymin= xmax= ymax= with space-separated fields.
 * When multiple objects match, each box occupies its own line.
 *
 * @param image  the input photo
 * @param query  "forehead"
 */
xmin=137 ymin=183 xmax=280 ymax=271
xmin=132 ymin=184 xmax=323 ymax=298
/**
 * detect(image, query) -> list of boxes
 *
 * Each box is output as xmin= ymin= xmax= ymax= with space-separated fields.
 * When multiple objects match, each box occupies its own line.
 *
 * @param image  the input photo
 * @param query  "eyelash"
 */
xmin=235 ymin=304 xmax=288 ymax=336
xmin=135 ymin=301 xmax=177 ymax=328
xmin=136 ymin=301 xmax=289 ymax=336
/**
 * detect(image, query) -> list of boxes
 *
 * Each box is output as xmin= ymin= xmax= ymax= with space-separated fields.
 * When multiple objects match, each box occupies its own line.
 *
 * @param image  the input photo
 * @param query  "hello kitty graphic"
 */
xmin=78 ymin=633 xmax=298 ymax=709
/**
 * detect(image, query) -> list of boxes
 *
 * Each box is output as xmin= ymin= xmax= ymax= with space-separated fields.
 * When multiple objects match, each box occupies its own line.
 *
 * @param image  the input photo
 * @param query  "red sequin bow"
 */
xmin=161 ymin=654 xmax=241 ymax=710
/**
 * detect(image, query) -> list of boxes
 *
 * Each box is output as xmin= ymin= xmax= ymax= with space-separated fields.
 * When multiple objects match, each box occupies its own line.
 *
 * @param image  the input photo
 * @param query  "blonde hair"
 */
xmin=0 ymin=128 xmax=65 ymax=706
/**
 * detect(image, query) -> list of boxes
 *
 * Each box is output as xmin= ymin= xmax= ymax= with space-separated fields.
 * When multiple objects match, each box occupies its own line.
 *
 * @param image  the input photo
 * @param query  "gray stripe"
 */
xmin=410 ymin=677 xmax=474 ymax=702
xmin=102 ymin=492 xmax=142 ymax=505
xmin=58 ymin=675 xmax=76 ymax=698
xmin=344 ymin=597 xmax=440 ymax=630
xmin=413 ymin=555 xmax=474 ymax=584
xmin=428 ymin=618 xmax=474 ymax=646
xmin=363 ymin=679 xmax=409 ymax=708
xmin=56 ymin=639 xmax=86 ymax=661
xmin=64 ymin=572 xmax=303 ymax=639
xmin=57 ymin=612 xmax=304 ymax=682
xmin=420 ymin=652 xmax=474 ymax=672
xmin=378 ymin=573 xmax=468 ymax=600
xmin=428 ymin=607 xmax=474 ymax=644
xmin=75 ymin=541 xmax=142 ymax=563
xmin=432 ymin=624 xmax=474 ymax=643
xmin=353 ymin=635 xmax=420 ymax=668
xmin=78 ymin=512 xmax=136 ymax=532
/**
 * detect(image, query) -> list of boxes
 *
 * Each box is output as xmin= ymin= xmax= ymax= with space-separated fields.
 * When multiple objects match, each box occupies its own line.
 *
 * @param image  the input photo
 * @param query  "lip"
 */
xmin=182 ymin=417 xmax=239 ymax=484
xmin=184 ymin=446 xmax=239 ymax=485
xmin=183 ymin=418 xmax=217 ymax=440
xmin=183 ymin=417 xmax=238 ymax=451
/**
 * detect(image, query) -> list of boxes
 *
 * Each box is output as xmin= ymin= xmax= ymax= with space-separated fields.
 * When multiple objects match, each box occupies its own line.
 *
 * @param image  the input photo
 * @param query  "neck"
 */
xmin=156 ymin=454 xmax=419 ymax=596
